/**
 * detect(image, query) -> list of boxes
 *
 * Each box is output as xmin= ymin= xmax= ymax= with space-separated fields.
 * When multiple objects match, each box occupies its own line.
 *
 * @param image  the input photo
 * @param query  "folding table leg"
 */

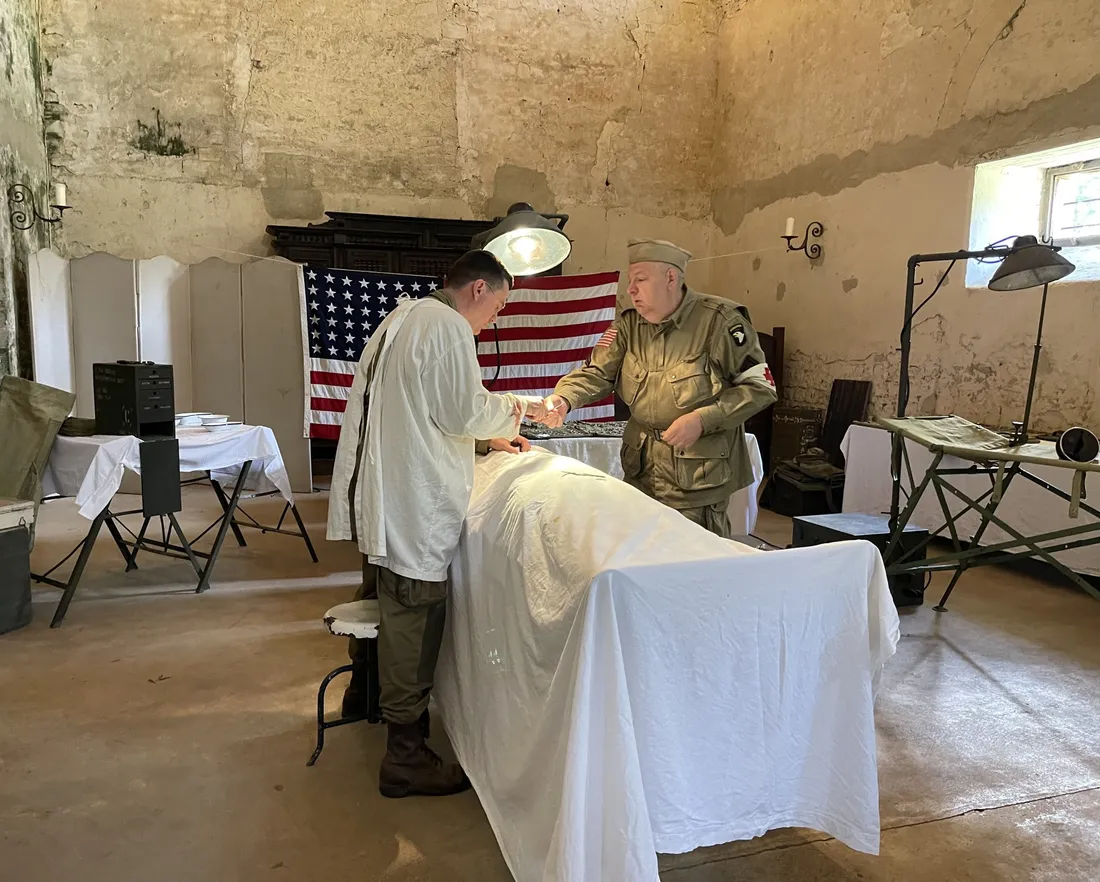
xmin=167 ymin=512 xmax=204 ymax=580
xmin=208 ymin=473 xmax=248 ymax=548
xmin=104 ymin=515 xmax=137 ymax=571
xmin=50 ymin=508 xmax=109 ymax=628
xmin=934 ymin=466 xmax=1017 ymax=611
xmin=288 ymin=504 xmax=319 ymax=563
xmin=130 ymin=517 xmax=152 ymax=570
xmin=196 ymin=460 xmax=253 ymax=594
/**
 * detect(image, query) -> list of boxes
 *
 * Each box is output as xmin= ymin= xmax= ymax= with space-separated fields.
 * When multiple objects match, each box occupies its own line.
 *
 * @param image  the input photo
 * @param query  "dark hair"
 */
xmin=444 ymin=249 xmax=514 ymax=291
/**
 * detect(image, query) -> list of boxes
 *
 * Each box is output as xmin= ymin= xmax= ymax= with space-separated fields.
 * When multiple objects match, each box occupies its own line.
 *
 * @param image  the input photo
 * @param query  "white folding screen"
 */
xmin=28 ymin=249 xmax=313 ymax=494
xmin=241 ymin=259 xmax=312 ymax=494
xmin=137 ymin=256 xmax=193 ymax=413
xmin=69 ymin=252 xmax=139 ymax=419
xmin=189 ymin=258 xmax=245 ymax=423
xmin=28 ymin=249 xmax=74 ymax=394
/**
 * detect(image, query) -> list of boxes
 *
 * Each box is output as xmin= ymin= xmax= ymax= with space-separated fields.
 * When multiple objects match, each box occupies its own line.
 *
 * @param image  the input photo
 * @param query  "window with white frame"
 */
xmin=968 ymin=139 xmax=1100 ymax=286
xmin=1042 ymin=159 xmax=1100 ymax=247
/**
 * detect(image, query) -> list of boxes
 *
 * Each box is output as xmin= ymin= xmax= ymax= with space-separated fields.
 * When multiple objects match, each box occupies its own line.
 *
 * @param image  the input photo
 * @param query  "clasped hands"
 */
xmin=495 ymin=395 xmax=704 ymax=455
xmin=533 ymin=395 xmax=703 ymax=446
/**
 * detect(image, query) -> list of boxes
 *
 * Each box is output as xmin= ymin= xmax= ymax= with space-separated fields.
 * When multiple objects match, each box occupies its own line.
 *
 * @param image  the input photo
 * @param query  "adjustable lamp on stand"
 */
xmin=888 ymin=235 xmax=1076 ymax=529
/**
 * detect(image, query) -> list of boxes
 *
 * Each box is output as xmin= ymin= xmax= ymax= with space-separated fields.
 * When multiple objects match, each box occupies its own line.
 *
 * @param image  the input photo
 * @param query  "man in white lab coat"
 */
xmin=327 ymin=250 xmax=547 ymax=798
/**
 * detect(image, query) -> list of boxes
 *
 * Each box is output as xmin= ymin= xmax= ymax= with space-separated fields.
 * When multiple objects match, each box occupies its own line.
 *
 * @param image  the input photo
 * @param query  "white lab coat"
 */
xmin=327 ymin=297 xmax=522 ymax=581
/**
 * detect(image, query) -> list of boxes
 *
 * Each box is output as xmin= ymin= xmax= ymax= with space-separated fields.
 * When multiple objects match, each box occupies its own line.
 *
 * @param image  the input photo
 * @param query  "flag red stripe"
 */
xmin=477 ymin=346 xmax=593 ymax=367
xmin=498 ymin=294 xmax=616 ymax=316
xmin=310 ymin=370 xmax=355 ymax=387
xmin=311 ymin=397 xmax=348 ymax=413
xmin=513 ymin=272 xmax=619 ymax=290
xmin=484 ymin=320 xmax=610 ymax=343
xmin=310 ymin=423 xmax=342 ymax=440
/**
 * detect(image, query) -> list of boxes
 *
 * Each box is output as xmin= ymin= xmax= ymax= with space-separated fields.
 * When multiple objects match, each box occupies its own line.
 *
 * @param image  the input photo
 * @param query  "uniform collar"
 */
xmin=430 ymin=288 xmax=457 ymax=311
xmin=661 ymin=285 xmax=697 ymax=330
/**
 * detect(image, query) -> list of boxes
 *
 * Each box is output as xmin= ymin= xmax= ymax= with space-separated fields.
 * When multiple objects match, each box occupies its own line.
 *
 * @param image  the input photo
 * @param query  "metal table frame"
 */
xmin=882 ymin=437 xmax=1100 ymax=611
xmin=33 ymin=460 xmax=317 ymax=628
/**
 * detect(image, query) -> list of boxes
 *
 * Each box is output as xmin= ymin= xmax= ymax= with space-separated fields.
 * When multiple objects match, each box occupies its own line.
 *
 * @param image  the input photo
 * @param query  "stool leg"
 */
xmin=307 ymin=664 xmax=354 ymax=767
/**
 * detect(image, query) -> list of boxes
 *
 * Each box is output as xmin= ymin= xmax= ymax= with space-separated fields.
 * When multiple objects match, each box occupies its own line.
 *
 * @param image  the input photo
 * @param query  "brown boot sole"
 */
xmin=378 ymin=778 xmax=471 ymax=799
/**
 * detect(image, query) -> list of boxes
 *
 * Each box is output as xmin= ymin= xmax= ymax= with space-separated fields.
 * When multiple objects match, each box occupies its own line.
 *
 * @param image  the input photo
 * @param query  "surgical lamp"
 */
xmin=473 ymin=202 xmax=571 ymax=276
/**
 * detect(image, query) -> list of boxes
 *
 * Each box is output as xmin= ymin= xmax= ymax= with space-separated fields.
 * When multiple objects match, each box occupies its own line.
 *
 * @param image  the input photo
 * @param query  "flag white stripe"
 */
xmin=308 ymin=410 xmax=345 ymax=425
xmin=569 ymin=404 xmax=615 ymax=421
xmin=507 ymin=283 xmax=618 ymax=303
xmin=493 ymin=307 xmax=614 ymax=328
xmin=478 ymin=333 xmax=601 ymax=356
xmin=479 ymin=360 xmax=589 ymax=380
xmin=310 ymin=383 xmax=354 ymax=400
xmin=310 ymin=357 xmax=357 ymax=375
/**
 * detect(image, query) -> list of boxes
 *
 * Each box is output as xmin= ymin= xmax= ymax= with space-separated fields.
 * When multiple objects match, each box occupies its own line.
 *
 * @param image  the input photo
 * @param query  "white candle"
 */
xmin=785 ymin=217 xmax=795 ymax=237
xmin=51 ymin=183 xmax=67 ymax=207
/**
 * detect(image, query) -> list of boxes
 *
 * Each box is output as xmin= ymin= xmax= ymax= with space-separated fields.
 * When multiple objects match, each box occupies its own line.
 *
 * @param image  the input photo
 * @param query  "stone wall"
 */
xmin=708 ymin=0 xmax=1100 ymax=430
xmin=40 ymin=0 xmax=724 ymax=281
xmin=0 ymin=0 xmax=47 ymax=377
xmin=30 ymin=0 xmax=1100 ymax=429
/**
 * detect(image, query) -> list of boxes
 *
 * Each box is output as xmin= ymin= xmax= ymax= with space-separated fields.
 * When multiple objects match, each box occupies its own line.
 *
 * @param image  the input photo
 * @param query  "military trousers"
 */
xmin=348 ymin=555 xmax=448 ymax=725
xmin=625 ymin=472 xmax=734 ymax=540
xmin=677 ymin=501 xmax=732 ymax=540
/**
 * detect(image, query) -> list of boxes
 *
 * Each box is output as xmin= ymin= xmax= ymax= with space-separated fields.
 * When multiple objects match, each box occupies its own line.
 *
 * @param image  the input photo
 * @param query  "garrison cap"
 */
xmin=627 ymin=238 xmax=692 ymax=274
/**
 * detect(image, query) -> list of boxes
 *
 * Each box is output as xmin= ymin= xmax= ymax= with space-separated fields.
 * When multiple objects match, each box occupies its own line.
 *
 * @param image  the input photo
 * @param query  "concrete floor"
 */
xmin=3 ymin=487 xmax=1100 ymax=881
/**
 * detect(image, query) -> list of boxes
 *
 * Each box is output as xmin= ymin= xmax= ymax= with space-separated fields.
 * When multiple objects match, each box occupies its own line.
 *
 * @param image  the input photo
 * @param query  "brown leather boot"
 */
xmin=378 ymin=720 xmax=470 ymax=798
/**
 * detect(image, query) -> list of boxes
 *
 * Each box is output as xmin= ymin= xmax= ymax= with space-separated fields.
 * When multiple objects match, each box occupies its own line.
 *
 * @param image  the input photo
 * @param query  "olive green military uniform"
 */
xmin=555 ymin=253 xmax=777 ymax=538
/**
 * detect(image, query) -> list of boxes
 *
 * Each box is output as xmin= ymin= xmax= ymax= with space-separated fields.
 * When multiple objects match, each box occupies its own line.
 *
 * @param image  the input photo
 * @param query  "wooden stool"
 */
xmin=307 ymin=599 xmax=381 ymax=766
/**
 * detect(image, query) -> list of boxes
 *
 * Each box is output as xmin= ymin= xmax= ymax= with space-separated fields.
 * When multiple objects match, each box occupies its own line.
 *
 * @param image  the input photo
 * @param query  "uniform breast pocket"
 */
xmin=619 ymin=354 xmax=646 ymax=406
xmin=672 ymin=432 xmax=732 ymax=491
xmin=668 ymin=359 xmax=719 ymax=411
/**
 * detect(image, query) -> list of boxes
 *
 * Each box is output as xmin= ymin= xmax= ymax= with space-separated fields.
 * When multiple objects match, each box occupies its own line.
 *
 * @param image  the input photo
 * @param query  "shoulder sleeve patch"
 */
xmin=596 ymin=327 xmax=618 ymax=348
xmin=729 ymin=323 xmax=747 ymax=346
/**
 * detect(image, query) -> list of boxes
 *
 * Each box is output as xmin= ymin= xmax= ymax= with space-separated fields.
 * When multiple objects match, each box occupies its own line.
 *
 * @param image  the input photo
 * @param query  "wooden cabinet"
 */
xmin=266 ymin=211 xmax=562 ymax=277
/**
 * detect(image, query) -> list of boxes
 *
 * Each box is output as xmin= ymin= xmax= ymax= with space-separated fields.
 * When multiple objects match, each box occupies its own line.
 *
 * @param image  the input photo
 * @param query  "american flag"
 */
xmin=301 ymin=266 xmax=619 ymax=439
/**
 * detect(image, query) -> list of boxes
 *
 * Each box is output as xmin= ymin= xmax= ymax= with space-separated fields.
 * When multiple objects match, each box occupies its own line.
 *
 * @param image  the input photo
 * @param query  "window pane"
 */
xmin=1050 ymin=170 xmax=1100 ymax=239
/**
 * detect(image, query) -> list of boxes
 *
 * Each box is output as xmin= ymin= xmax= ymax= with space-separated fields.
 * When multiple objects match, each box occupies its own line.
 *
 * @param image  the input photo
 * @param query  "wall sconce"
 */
xmin=8 ymin=183 xmax=70 ymax=230
xmin=782 ymin=217 xmax=823 ymax=260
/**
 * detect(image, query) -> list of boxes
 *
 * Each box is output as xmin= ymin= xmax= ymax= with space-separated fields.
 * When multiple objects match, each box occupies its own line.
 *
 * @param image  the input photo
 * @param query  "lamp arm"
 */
xmin=542 ymin=213 xmax=569 ymax=231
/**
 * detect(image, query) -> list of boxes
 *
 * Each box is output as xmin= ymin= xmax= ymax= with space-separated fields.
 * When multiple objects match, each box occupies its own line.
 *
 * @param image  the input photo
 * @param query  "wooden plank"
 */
xmin=138 ymin=257 xmax=193 ymax=412
xmin=68 ymin=252 xmax=137 ymax=418
xmin=241 ymin=259 xmax=313 ymax=494
xmin=189 ymin=259 xmax=243 ymax=421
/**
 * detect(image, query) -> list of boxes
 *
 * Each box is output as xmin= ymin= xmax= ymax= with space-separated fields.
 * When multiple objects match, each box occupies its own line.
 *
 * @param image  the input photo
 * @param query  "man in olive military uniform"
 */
xmin=545 ymin=239 xmax=777 ymax=538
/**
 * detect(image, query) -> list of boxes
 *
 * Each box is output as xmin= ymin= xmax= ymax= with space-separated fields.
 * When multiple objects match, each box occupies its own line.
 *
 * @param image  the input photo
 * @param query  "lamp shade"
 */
xmin=477 ymin=203 xmax=571 ymax=276
xmin=988 ymin=235 xmax=1076 ymax=291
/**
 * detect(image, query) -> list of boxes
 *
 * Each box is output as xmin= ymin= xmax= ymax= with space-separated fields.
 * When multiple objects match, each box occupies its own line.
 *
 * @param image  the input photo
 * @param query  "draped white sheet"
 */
xmin=436 ymin=448 xmax=899 ymax=882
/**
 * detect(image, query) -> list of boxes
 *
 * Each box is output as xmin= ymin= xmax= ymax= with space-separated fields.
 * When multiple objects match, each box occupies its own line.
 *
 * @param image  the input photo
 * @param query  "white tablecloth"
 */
xmin=841 ymin=423 xmax=1100 ymax=576
xmin=436 ymin=448 xmax=899 ymax=882
xmin=42 ymin=426 xmax=293 ymax=520
xmin=530 ymin=432 xmax=763 ymax=535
